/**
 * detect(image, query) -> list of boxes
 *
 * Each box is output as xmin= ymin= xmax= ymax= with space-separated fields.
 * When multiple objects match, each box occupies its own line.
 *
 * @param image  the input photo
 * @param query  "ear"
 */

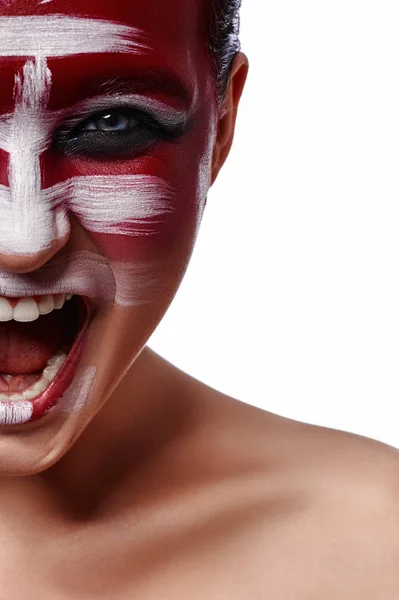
xmin=211 ymin=52 xmax=249 ymax=185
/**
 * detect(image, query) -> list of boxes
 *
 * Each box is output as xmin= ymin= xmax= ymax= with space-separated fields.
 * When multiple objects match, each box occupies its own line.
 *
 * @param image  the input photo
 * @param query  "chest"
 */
xmin=1 ymin=512 xmax=398 ymax=600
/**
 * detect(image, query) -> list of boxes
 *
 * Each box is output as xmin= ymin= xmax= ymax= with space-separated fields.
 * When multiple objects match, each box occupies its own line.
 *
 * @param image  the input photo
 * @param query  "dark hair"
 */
xmin=209 ymin=0 xmax=242 ymax=103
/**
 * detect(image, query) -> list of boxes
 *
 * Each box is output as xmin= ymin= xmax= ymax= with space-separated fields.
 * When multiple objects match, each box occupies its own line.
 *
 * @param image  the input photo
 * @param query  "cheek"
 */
xmin=43 ymin=141 xmax=208 ymax=264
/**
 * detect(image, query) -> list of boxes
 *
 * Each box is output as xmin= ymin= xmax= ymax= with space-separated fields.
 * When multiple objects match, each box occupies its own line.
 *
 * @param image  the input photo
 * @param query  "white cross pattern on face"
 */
xmin=0 ymin=0 xmax=52 ymax=9
xmin=0 ymin=16 xmax=177 ymax=256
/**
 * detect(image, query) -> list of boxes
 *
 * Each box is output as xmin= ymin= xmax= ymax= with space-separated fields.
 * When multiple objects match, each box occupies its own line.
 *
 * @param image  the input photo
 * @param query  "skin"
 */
xmin=0 ymin=1 xmax=399 ymax=598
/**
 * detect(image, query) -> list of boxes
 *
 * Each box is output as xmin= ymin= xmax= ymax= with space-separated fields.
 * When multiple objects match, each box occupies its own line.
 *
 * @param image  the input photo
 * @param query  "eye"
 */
xmin=53 ymin=107 xmax=183 ymax=159
xmin=83 ymin=111 xmax=138 ymax=132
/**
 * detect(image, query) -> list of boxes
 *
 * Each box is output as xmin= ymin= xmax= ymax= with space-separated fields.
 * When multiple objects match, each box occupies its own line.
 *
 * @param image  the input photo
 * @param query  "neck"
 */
xmin=4 ymin=347 xmax=200 ymax=522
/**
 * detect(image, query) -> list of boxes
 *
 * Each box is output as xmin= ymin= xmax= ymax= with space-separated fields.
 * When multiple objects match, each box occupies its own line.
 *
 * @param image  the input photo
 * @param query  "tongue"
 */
xmin=0 ymin=309 xmax=67 ymax=375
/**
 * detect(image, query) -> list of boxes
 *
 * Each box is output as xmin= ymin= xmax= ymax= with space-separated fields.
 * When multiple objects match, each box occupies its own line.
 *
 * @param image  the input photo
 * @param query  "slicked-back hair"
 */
xmin=209 ymin=0 xmax=242 ymax=104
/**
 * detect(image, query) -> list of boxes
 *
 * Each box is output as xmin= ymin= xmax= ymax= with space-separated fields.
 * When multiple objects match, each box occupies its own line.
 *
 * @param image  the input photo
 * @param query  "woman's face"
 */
xmin=0 ymin=0 xmax=220 ymax=474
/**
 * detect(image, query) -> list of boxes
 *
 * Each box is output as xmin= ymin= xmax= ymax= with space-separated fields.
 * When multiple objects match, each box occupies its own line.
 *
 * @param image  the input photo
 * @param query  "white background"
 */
xmin=149 ymin=1 xmax=399 ymax=450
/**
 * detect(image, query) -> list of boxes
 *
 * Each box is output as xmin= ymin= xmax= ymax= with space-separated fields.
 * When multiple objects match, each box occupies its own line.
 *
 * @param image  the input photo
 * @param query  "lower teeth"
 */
xmin=0 ymin=350 xmax=67 ymax=403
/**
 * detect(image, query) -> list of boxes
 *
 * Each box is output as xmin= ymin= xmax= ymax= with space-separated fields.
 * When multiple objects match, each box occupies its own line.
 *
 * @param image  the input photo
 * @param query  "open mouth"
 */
xmin=0 ymin=294 xmax=91 ymax=424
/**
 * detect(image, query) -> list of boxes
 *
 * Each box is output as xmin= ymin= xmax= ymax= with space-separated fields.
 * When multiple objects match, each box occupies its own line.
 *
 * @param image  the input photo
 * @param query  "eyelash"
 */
xmin=53 ymin=107 xmax=185 ymax=159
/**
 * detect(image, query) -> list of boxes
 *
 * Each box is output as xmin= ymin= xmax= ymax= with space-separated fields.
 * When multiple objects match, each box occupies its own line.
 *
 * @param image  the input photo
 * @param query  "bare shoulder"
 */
xmin=186 ymin=374 xmax=399 ymax=509
xmin=272 ymin=408 xmax=399 ymax=509
xmin=273 ymin=417 xmax=399 ymax=596
xmin=201 ymin=393 xmax=399 ymax=597
xmin=154 ymin=359 xmax=399 ymax=597
xmin=200 ymin=385 xmax=399 ymax=483
xmin=236 ymin=393 xmax=399 ymax=517
xmin=226 ymin=396 xmax=399 ymax=595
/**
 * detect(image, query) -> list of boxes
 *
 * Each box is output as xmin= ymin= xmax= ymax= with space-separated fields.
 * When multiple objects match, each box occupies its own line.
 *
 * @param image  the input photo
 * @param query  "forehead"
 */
xmin=0 ymin=0 xmax=210 ymax=110
xmin=0 ymin=0 xmax=205 ymax=51
xmin=0 ymin=0 xmax=205 ymax=35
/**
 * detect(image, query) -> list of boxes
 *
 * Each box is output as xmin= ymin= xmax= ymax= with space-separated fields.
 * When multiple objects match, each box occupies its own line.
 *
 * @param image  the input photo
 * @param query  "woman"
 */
xmin=0 ymin=0 xmax=398 ymax=597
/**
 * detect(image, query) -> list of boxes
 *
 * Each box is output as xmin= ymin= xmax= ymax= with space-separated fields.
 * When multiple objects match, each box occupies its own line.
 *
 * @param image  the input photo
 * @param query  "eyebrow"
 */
xmin=0 ymin=15 xmax=149 ymax=57
xmin=88 ymin=69 xmax=193 ymax=110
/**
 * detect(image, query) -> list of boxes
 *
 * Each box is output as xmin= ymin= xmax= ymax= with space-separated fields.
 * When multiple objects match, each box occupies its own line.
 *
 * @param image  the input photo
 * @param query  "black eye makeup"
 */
xmin=53 ymin=99 xmax=190 ymax=159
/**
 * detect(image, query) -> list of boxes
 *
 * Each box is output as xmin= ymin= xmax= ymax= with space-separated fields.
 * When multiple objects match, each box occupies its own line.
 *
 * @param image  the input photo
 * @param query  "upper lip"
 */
xmin=0 ymin=251 xmax=115 ymax=306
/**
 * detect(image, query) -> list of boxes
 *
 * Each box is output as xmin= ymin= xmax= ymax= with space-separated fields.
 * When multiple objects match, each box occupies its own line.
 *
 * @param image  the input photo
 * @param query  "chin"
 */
xmin=0 ymin=285 xmax=174 ymax=477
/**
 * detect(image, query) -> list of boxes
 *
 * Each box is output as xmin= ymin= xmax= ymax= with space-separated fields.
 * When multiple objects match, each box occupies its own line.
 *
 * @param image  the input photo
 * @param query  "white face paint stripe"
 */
xmin=0 ymin=183 xmax=70 ymax=255
xmin=0 ymin=16 xmax=149 ymax=57
xmin=0 ymin=250 xmax=116 ymax=300
xmin=0 ymin=174 xmax=176 ymax=253
xmin=0 ymin=250 xmax=166 ymax=308
xmin=0 ymin=401 xmax=33 ymax=425
xmin=112 ymin=261 xmax=167 ymax=307
xmin=0 ymin=16 xmax=175 ymax=256
xmin=0 ymin=60 xmax=177 ymax=253
xmin=59 ymin=366 xmax=97 ymax=414
xmin=49 ymin=176 xmax=176 ymax=235
xmin=7 ymin=57 xmax=58 ymax=253
xmin=0 ymin=115 xmax=12 ymax=149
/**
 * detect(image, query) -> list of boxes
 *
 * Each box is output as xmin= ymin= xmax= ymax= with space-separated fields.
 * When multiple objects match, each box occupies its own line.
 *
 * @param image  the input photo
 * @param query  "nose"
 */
xmin=0 ymin=233 xmax=70 ymax=274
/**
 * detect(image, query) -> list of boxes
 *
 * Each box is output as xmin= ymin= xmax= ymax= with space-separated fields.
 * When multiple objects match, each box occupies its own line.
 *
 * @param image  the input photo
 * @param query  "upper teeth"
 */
xmin=0 ymin=294 xmax=73 ymax=323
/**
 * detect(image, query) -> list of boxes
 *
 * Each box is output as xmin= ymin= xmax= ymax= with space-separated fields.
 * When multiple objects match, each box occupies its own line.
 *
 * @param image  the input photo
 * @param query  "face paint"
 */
xmin=0 ymin=15 xmax=148 ymax=56
xmin=0 ymin=250 xmax=164 ymax=307
xmin=0 ymin=16 xmax=162 ymax=256
xmin=0 ymin=172 xmax=178 ymax=254
xmin=0 ymin=398 xmax=32 ymax=424
xmin=0 ymin=0 xmax=218 ymax=461
xmin=49 ymin=175 xmax=177 ymax=238
xmin=112 ymin=260 xmax=166 ymax=307
xmin=7 ymin=57 xmax=56 ymax=254
xmin=58 ymin=366 xmax=97 ymax=414
xmin=0 ymin=250 xmax=113 ymax=295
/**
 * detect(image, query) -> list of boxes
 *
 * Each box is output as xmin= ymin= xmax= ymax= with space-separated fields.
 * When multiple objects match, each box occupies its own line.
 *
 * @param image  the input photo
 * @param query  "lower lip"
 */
xmin=1 ymin=298 xmax=92 ymax=425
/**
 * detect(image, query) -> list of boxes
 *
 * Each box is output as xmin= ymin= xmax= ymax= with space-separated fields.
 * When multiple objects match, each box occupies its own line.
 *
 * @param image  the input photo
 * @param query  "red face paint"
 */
xmin=0 ymin=0 xmax=217 ymax=264
xmin=0 ymin=0 xmax=219 ymax=431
